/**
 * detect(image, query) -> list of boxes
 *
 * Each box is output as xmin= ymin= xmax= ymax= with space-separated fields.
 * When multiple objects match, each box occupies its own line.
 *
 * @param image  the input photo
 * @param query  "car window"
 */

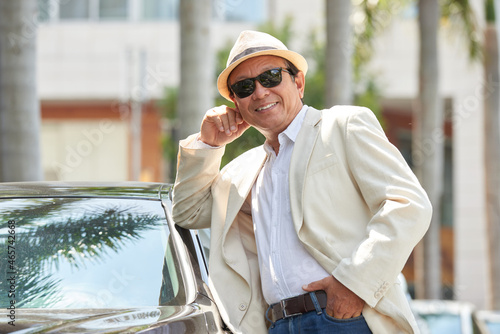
xmin=487 ymin=322 xmax=500 ymax=333
xmin=198 ymin=228 xmax=211 ymax=262
xmin=418 ymin=313 xmax=462 ymax=334
xmin=0 ymin=197 xmax=186 ymax=309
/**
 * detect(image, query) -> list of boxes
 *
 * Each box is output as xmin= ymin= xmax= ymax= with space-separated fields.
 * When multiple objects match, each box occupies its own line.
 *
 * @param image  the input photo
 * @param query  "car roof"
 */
xmin=0 ymin=181 xmax=172 ymax=201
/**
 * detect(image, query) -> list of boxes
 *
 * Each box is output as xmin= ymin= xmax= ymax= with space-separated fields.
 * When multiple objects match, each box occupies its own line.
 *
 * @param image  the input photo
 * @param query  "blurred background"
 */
xmin=0 ymin=0 xmax=499 ymax=327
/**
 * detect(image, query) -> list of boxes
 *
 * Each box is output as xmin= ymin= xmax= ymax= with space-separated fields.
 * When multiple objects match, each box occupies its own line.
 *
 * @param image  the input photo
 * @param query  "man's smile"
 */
xmin=255 ymin=102 xmax=278 ymax=112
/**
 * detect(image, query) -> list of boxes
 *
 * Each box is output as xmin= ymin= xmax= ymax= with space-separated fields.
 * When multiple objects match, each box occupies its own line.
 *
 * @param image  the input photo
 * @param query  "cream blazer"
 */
xmin=173 ymin=106 xmax=432 ymax=333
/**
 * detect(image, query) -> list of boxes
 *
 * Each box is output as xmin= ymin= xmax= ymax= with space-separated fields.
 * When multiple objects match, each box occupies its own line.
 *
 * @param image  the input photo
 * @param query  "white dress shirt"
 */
xmin=252 ymin=105 xmax=329 ymax=305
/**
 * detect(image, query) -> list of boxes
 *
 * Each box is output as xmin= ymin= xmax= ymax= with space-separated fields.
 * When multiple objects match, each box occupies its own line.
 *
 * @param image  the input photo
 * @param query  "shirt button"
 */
xmin=374 ymin=291 xmax=382 ymax=299
xmin=238 ymin=303 xmax=247 ymax=311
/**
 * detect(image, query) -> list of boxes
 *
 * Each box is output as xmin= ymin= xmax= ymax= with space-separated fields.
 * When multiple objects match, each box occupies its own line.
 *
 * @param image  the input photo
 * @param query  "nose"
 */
xmin=252 ymin=81 xmax=270 ymax=99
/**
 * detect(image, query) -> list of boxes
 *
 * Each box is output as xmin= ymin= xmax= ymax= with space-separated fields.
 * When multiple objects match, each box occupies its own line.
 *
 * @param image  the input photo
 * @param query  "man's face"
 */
xmin=229 ymin=55 xmax=305 ymax=139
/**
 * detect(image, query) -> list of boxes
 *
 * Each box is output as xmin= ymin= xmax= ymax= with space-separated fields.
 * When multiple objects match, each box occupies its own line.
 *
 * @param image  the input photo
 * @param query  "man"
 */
xmin=173 ymin=30 xmax=432 ymax=333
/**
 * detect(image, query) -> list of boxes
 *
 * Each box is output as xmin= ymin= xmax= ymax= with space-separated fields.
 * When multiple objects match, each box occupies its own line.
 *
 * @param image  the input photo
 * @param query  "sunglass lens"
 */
xmin=259 ymin=68 xmax=282 ymax=88
xmin=233 ymin=79 xmax=255 ymax=98
xmin=231 ymin=68 xmax=284 ymax=98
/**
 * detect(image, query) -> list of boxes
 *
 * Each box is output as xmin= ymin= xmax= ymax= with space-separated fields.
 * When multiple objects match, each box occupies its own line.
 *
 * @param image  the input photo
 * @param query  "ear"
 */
xmin=294 ymin=71 xmax=306 ymax=99
xmin=230 ymin=95 xmax=239 ymax=112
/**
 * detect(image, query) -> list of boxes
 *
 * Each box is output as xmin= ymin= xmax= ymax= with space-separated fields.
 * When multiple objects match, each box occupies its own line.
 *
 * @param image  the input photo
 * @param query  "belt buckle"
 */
xmin=280 ymin=298 xmax=301 ymax=319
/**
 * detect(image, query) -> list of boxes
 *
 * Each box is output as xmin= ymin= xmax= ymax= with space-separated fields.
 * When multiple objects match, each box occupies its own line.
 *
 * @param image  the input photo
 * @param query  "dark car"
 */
xmin=0 ymin=182 xmax=230 ymax=333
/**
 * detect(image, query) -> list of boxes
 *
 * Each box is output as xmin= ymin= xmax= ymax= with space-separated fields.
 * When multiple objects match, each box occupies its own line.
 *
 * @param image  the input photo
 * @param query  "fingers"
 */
xmin=200 ymin=105 xmax=248 ymax=146
xmin=302 ymin=275 xmax=331 ymax=292
xmin=221 ymin=108 xmax=237 ymax=135
xmin=206 ymin=105 xmax=243 ymax=136
xmin=301 ymin=282 xmax=316 ymax=292
xmin=329 ymin=300 xmax=363 ymax=319
xmin=304 ymin=275 xmax=365 ymax=320
xmin=328 ymin=288 xmax=365 ymax=319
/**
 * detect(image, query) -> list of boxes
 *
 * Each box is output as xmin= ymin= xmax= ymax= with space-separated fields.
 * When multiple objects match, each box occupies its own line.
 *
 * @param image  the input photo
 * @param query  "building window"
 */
xmin=213 ymin=0 xmax=266 ymax=23
xmin=38 ymin=0 xmax=265 ymax=23
xmin=99 ymin=0 xmax=129 ymax=20
xmin=59 ymin=0 xmax=90 ymax=20
xmin=141 ymin=0 xmax=179 ymax=21
xmin=38 ymin=0 xmax=53 ymax=22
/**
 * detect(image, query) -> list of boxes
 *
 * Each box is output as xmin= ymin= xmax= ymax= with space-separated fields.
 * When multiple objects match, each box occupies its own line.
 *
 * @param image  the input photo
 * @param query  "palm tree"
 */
xmin=413 ymin=0 xmax=444 ymax=300
xmin=484 ymin=0 xmax=500 ymax=310
xmin=177 ymin=0 xmax=213 ymax=141
xmin=0 ymin=0 xmax=42 ymax=181
xmin=325 ymin=0 xmax=353 ymax=106
xmin=413 ymin=0 xmax=482 ymax=301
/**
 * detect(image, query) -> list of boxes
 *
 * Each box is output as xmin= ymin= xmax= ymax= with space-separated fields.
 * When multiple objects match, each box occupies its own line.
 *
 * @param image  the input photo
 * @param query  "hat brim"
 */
xmin=217 ymin=49 xmax=308 ymax=102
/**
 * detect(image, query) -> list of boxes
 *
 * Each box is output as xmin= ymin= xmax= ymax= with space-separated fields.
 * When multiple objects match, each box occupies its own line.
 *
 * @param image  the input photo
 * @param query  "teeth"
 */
xmin=256 ymin=103 xmax=276 ymax=111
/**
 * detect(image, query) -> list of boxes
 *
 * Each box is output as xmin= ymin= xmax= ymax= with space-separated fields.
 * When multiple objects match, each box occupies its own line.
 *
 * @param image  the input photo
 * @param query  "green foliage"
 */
xmin=352 ymin=0 xmax=411 ymax=83
xmin=301 ymin=0 xmax=394 ymax=121
xmin=258 ymin=15 xmax=294 ymax=45
xmin=302 ymin=29 xmax=326 ymax=109
xmin=440 ymin=0 xmax=482 ymax=60
xmin=157 ymin=87 xmax=179 ymax=180
xmin=486 ymin=0 xmax=496 ymax=23
xmin=159 ymin=86 xmax=178 ymax=121
xmin=354 ymin=77 xmax=384 ymax=127
xmin=221 ymin=126 xmax=265 ymax=167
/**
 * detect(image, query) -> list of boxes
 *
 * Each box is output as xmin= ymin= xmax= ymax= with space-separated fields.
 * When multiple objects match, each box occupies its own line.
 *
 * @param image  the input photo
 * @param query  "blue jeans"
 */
xmin=267 ymin=292 xmax=372 ymax=334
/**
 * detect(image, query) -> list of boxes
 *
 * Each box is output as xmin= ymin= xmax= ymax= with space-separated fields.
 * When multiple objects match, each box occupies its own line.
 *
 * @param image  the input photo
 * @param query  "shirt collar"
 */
xmin=283 ymin=104 xmax=308 ymax=143
xmin=263 ymin=104 xmax=309 ymax=155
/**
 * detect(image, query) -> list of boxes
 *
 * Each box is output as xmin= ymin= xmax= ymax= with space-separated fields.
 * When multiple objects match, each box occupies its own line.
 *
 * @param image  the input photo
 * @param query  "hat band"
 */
xmin=229 ymin=46 xmax=278 ymax=65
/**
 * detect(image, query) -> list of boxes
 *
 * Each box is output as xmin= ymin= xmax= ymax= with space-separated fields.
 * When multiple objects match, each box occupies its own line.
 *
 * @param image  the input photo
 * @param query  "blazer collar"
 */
xmin=222 ymin=146 xmax=267 ymax=235
xmin=220 ymin=146 xmax=267 ymax=281
xmin=289 ymin=107 xmax=322 ymax=229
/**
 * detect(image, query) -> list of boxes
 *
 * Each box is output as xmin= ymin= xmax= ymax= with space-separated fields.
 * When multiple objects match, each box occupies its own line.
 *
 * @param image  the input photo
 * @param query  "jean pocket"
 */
xmin=323 ymin=312 xmax=366 ymax=323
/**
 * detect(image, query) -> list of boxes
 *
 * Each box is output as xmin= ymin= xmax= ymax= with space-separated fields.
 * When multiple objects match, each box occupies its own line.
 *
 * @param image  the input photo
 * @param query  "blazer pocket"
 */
xmin=307 ymin=153 xmax=338 ymax=175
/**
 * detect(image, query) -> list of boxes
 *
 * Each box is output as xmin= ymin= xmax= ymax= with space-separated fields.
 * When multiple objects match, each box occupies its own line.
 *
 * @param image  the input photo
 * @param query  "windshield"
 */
xmin=0 ymin=197 xmax=185 ymax=309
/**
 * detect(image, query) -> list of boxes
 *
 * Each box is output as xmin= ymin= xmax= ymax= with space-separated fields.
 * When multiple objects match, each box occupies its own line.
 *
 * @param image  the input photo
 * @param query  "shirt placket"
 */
xmin=270 ymin=138 xmax=291 ymax=299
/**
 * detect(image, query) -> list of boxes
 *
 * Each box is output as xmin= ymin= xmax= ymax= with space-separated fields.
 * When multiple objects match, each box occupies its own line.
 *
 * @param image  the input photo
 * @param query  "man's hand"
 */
xmin=303 ymin=275 xmax=365 ymax=319
xmin=199 ymin=105 xmax=250 ymax=147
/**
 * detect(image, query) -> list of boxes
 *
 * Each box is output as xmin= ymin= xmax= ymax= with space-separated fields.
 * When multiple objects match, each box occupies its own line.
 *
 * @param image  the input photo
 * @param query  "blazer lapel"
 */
xmin=289 ymin=107 xmax=322 ymax=232
xmin=223 ymin=146 xmax=267 ymax=230
xmin=221 ymin=146 xmax=267 ymax=277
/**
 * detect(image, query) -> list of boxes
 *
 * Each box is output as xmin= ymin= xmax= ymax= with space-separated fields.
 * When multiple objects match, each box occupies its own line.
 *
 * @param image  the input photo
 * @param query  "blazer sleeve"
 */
xmin=172 ymin=133 xmax=225 ymax=229
xmin=331 ymin=107 xmax=432 ymax=307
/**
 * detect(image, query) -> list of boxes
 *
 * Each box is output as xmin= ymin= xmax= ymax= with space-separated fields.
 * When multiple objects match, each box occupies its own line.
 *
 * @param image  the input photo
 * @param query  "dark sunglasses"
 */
xmin=230 ymin=67 xmax=293 ymax=99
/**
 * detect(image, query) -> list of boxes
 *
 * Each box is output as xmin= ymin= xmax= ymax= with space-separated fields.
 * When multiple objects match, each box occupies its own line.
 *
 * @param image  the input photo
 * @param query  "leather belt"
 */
xmin=268 ymin=290 xmax=327 ymax=323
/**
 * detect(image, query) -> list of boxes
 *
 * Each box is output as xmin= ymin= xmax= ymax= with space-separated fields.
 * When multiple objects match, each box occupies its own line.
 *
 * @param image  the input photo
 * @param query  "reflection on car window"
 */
xmin=0 ymin=198 xmax=185 ymax=309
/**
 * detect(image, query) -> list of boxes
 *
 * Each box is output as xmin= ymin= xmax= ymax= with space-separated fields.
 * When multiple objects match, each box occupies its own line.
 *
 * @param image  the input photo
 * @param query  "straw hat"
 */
xmin=217 ymin=30 xmax=308 ymax=101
